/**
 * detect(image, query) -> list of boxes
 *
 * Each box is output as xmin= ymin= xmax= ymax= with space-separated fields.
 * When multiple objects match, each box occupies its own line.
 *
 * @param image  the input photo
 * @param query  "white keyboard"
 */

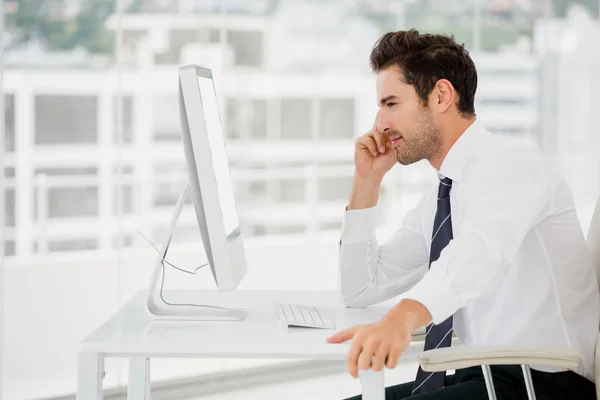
xmin=274 ymin=303 xmax=335 ymax=329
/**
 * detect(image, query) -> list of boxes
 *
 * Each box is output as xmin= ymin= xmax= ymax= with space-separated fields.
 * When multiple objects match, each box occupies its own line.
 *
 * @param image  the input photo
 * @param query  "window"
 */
xmin=320 ymin=98 xmax=354 ymax=139
xmin=153 ymin=164 xmax=189 ymax=206
xmin=114 ymin=185 xmax=134 ymax=214
xmin=113 ymin=165 xmax=133 ymax=174
xmin=225 ymin=98 xmax=268 ymax=139
xmin=113 ymin=166 xmax=134 ymax=215
xmin=153 ymin=95 xmax=181 ymax=142
xmin=250 ymin=225 xmax=267 ymax=236
xmin=34 ymin=187 xmax=98 ymax=219
xmin=48 ymin=239 xmax=98 ymax=252
xmin=209 ymin=29 xmax=220 ymax=43
xmin=318 ymin=176 xmax=352 ymax=201
xmin=248 ymin=181 xmax=266 ymax=197
xmin=5 ymin=94 xmax=15 ymax=152
xmin=35 ymin=95 xmax=98 ymax=144
xmin=5 ymin=188 xmax=15 ymax=227
xmin=278 ymin=225 xmax=305 ymax=234
xmin=32 ymin=167 xmax=99 ymax=219
xmin=250 ymin=99 xmax=267 ymax=138
xmin=279 ymin=178 xmax=305 ymax=202
xmin=320 ymin=222 xmax=341 ymax=231
xmin=114 ymin=95 xmax=133 ymax=144
xmin=281 ymin=98 xmax=311 ymax=140
xmin=225 ymin=98 xmax=238 ymax=139
xmin=113 ymin=235 xmax=133 ymax=248
xmin=35 ymin=167 xmax=97 ymax=176
xmin=4 ymin=241 xmax=15 ymax=257
xmin=227 ymin=30 xmax=263 ymax=67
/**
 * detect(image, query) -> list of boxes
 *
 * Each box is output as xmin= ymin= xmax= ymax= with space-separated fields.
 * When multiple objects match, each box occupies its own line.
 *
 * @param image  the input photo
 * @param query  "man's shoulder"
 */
xmin=473 ymin=134 xmax=560 ymax=180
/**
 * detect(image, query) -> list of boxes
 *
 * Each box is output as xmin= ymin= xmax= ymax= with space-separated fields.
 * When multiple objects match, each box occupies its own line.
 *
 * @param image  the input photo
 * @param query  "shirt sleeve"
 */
xmin=401 ymin=148 xmax=555 ymax=324
xmin=338 ymin=193 xmax=431 ymax=307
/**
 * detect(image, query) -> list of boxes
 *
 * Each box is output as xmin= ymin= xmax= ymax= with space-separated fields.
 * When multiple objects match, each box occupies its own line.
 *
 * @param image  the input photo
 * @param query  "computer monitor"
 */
xmin=145 ymin=65 xmax=247 ymax=321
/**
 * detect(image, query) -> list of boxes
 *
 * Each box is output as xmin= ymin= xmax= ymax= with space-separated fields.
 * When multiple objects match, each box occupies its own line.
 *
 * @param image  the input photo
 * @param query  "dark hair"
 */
xmin=370 ymin=29 xmax=477 ymax=117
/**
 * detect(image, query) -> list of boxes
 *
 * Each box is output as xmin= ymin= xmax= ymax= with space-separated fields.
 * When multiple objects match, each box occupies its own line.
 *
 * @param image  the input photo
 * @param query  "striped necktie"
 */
xmin=412 ymin=177 xmax=454 ymax=395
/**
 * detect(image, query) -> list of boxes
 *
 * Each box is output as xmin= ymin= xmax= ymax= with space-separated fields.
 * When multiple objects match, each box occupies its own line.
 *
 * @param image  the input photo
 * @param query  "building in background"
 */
xmin=3 ymin=0 xmax=595 ymax=260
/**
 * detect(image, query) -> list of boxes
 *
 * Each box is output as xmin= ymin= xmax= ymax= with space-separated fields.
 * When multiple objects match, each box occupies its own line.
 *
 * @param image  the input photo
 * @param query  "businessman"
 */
xmin=326 ymin=29 xmax=599 ymax=399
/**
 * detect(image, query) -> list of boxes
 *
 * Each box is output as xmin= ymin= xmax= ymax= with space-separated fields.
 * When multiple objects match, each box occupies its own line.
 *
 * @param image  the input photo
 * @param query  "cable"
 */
xmin=136 ymin=228 xmax=207 ymax=275
xmin=136 ymin=229 xmax=244 ymax=313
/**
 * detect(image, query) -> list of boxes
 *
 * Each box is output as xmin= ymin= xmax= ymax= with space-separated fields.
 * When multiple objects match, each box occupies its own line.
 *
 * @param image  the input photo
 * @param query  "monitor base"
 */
xmin=147 ymin=297 xmax=247 ymax=321
xmin=144 ymin=182 xmax=247 ymax=321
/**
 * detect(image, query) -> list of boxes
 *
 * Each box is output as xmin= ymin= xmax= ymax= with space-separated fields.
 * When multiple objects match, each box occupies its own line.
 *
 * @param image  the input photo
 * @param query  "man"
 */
xmin=326 ymin=29 xmax=599 ymax=399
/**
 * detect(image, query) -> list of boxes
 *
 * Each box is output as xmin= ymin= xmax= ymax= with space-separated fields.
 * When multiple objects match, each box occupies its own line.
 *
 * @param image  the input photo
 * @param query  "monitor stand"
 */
xmin=145 ymin=182 xmax=247 ymax=321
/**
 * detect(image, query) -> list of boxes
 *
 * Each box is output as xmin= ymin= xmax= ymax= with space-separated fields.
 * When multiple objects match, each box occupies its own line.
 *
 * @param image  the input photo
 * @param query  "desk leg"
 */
xmin=77 ymin=352 xmax=104 ymax=400
xmin=127 ymin=357 xmax=151 ymax=400
xmin=360 ymin=370 xmax=385 ymax=400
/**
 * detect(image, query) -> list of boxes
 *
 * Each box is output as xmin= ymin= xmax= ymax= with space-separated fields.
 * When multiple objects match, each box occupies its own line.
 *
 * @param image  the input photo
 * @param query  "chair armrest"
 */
xmin=417 ymin=345 xmax=583 ymax=372
xmin=411 ymin=326 xmax=426 ymax=341
xmin=411 ymin=327 xmax=460 ymax=343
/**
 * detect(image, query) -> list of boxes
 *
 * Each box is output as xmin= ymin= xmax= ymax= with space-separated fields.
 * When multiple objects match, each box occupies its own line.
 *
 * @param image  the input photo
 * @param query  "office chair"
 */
xmin=416 ymin=196 xmax=600 ymax=400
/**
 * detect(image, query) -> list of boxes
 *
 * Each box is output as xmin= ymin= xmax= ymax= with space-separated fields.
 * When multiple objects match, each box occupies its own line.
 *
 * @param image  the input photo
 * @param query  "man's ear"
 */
xmin=431 ymin=79 xmax=455 ymax=113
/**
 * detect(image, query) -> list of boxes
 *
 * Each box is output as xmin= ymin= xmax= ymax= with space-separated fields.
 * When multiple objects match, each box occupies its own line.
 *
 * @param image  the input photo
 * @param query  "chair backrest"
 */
xmin=585 ymin=197 xmax=600 ymax=396
xmin=587 ymin=197 xmax=600 ymax=295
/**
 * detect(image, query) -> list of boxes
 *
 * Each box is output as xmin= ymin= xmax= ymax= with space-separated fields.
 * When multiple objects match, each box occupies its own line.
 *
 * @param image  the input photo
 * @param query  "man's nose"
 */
xmin=377 ymin=116 xmax=391 ymax=133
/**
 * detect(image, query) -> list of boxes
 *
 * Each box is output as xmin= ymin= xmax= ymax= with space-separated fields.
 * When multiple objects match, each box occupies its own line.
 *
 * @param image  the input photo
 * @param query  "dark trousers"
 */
xmin=344 ymin=365 xmax=595 ymax=400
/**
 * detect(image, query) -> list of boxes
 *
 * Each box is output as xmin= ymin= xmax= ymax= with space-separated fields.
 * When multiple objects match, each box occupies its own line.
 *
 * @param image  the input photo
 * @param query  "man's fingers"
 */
xmin=372 ymin=343 xmax=390 ymax=372
xmin=386 ymin=346 xmax=403 ymax=369
xmin=347 ymin=339 xmax=363 ymax=379
xmin=356 ymin=136 xmax=379 ymax=157
xmin=326 ymin=329 xmax=352 ymax=343
xmin=327 ymin=325 xmax=359 ymax=343
xmin=357 ymin=343 xmax=376 ymax=373
xmin=371 ymin=130 xmax=390 ymax=154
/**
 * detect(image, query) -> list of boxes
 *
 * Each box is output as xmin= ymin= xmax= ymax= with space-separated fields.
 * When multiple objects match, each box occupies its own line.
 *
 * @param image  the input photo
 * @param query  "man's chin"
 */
xmin=396 ymin=154 xmax=418 ymax=166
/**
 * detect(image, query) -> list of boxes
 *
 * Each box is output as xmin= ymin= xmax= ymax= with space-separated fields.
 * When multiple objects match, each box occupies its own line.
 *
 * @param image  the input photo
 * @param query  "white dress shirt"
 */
xmin=338 ymin=119 xmax=600 ymax=381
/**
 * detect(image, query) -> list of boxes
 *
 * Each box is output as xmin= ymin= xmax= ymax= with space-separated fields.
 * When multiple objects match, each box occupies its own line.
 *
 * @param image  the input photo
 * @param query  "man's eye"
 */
xmin=387 ymin=102 xmax=396 ymax=108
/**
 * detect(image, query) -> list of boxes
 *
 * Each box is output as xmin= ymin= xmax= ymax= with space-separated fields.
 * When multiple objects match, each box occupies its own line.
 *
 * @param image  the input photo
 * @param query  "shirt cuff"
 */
xmin=400 ymin=273 xmax=462 ymax=325
xmin=340 ymin=205 xmax=378 ymax=244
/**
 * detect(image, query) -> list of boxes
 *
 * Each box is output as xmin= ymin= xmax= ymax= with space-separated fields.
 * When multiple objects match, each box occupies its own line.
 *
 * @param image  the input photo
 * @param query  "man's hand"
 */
xmin=326 ymin=320 xmax=411 ymax=379
xmin=354 ymin=110 xmax=397 ymax=181
xmin=325 ymin=300 xmax=432 ymax=378
xmin=347 ymin=111 xmax=397 ymax=210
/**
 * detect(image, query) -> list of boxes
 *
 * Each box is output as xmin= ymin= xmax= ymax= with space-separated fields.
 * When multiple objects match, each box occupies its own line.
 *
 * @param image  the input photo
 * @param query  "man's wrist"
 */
xmin=383 ymin=299 xmax=433 ymax=333
xmin=354 ymin=174 xmax=383 ymax=188
xmin=347 ymin=176 xmax=383 ymax=210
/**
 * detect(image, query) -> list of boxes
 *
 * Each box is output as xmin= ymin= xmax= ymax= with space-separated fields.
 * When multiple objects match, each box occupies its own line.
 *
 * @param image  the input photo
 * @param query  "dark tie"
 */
xmin=412 ymin=177 xmax=454 ymax=395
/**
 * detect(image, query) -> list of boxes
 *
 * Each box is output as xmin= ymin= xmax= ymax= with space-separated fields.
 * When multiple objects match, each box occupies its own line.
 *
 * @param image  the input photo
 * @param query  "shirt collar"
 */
xmin=437 ymin=119 xmax=487 ymax=182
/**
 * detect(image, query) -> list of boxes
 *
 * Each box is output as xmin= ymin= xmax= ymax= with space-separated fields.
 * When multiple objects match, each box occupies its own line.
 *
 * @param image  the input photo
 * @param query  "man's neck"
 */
xmin=429 ymin=117 xmax=476 ymax=170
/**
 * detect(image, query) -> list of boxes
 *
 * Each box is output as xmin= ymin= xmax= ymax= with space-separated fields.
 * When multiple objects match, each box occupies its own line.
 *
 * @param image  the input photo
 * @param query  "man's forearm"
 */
xmin=383 ymin=299 xmax=432 ymax=333
xmin=347 ymin=175 xmax=382 ymax=210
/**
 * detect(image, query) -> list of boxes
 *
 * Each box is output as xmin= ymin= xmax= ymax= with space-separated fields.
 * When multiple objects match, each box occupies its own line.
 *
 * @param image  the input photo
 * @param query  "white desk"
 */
xmin=77 ymin=290 xmax=428 ymax=400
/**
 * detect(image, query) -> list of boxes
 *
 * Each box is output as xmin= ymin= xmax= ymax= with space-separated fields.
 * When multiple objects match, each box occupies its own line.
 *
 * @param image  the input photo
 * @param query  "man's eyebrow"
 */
xmin=378 ymin=95 xmax=398 ymax=106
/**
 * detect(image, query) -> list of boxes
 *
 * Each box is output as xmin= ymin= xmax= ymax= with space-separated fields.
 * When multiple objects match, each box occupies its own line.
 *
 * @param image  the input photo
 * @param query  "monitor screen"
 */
xmin=197 ymin=76 xmax=240 ymax=237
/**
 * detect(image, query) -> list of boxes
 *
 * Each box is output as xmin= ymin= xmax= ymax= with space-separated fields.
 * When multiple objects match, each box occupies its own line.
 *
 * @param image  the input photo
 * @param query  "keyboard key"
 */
xmin=283 ymin=304 xmax=295 ymax=322
xmin=310 ymin=311 xmax=323 ymax=325
xmin=301 ymin=309 xmax=315 ymax=324
xmin=292 ymin=307 xmax=305 ymax=323
xmin=276 ymin=304 xmax=286 ymax=321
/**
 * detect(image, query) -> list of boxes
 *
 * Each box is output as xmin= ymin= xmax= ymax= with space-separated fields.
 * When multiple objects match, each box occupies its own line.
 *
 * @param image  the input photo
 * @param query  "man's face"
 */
xmin=376 ymin=67 xmax=443 ymax=165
